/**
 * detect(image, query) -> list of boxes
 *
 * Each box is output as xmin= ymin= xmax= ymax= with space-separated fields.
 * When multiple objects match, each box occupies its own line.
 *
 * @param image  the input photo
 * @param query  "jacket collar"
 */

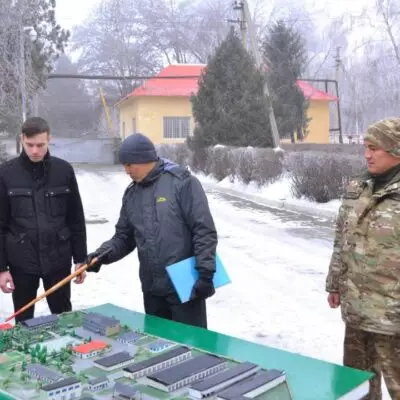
xmin=363 ymin=164 xmax=400 ymax=198
xmin=19 ymin=150 xmax=50 ymax=179
xmin=138 ymin=158 xmax=164 ymax=186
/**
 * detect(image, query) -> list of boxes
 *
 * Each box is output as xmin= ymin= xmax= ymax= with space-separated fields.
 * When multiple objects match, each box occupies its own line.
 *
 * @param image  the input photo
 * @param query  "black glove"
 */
xmin=190 ymin=276 xmax=215 ymax=301
xmin=85 ymin=248 xmax=111 ymax=273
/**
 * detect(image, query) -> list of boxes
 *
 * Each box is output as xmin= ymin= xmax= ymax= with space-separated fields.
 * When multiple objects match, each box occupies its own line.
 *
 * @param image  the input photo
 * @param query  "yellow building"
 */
xmin=116 ymin=64 xmax=337 ymax=144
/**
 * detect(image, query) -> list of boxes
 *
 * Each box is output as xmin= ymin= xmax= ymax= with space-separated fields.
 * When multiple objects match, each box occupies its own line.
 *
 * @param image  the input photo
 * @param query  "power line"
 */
xmin=48 ymin=73 xmax=203 ymax=80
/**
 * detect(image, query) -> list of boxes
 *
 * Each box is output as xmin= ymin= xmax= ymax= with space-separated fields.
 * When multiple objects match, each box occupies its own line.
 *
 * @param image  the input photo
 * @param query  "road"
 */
xmin=0 ymin=167 xmax=343 ymax=365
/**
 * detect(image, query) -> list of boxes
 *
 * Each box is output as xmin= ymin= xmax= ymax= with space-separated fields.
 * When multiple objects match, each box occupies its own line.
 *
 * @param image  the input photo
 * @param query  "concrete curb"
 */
xmin=200 ymin=181 xmax=339 ymax=220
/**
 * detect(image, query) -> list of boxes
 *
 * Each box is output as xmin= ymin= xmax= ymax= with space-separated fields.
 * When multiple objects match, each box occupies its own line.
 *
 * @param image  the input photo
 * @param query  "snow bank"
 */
xmin=194 ymin=172 xmax=341 ymax=220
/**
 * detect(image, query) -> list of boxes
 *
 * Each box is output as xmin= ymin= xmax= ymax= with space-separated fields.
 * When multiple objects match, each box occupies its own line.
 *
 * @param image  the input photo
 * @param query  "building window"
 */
xmin=163 ymin=117 xmax=191 ymax=139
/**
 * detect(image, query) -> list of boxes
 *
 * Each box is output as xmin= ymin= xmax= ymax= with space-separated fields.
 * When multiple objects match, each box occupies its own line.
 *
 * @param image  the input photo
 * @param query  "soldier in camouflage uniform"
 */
xmin=326 ymin=118 xmax=400 ymax=400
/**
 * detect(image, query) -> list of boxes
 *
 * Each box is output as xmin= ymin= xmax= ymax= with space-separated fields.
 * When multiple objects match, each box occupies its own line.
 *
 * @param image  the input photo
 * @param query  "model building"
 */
xmin=0 ymin=310 xmax=290 ymax=400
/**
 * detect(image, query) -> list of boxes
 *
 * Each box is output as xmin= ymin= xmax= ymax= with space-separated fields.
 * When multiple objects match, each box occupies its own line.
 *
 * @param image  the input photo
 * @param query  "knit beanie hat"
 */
xmin=364 ymin=118 xmax=400 ymax=156
xmin=119 ymin=133 xmax=158 ymax=164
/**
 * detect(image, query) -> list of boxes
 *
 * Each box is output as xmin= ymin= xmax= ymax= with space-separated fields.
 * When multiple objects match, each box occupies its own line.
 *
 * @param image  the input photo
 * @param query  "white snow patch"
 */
xmin=195 ymin=172 xmax=341 ymax=220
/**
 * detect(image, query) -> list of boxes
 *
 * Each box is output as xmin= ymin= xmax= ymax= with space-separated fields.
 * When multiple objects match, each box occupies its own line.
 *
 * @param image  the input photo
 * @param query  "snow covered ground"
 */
xmin=195 ymin=172 xmax=341 ymax=220
xmin=0 ymin=165 xmax=389 ymax=398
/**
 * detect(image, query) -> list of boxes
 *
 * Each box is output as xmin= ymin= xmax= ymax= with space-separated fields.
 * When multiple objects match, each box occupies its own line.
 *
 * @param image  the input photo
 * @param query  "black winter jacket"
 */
xmin=98 ymin=159 xmax=217 ymax=297
xmin=0 ymin=151 xmax=87 ymax=275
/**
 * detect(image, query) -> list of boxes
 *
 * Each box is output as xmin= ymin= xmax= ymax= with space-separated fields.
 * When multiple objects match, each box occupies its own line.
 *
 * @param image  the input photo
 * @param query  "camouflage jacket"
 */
xmin=326 ymin=170 xmax=400 ymax=335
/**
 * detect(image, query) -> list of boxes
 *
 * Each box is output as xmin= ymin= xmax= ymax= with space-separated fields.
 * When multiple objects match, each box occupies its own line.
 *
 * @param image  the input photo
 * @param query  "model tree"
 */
xmin=39 ymin=353 xmax=47 ymax=365
xmin=23 ymin=342 xmax=30 ymax=354
xmin=2 ymin=377 xmax=11 ymax=389
xmin=20 ymin=372 xmax=29 ymax=382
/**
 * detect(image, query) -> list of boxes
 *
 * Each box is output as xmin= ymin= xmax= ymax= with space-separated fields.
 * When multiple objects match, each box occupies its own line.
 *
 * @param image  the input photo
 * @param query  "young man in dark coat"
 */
xmin=0 ymin=117 xmax=87 ymax=322
xmin=86 ymin=133 xmax=218 ymax=328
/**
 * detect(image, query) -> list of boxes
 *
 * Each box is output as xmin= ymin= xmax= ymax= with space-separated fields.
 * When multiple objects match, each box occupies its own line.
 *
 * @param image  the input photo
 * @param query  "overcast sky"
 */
xmin=55 ymin=0 xmax=98 ymax=31
xmin=56 ymin=0 xmax=370 ymax=32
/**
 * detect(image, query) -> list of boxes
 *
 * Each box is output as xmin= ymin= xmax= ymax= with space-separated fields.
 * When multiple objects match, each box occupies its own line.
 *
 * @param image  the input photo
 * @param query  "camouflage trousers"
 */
xmin=344 ymin=326 xmax=400 ymax=400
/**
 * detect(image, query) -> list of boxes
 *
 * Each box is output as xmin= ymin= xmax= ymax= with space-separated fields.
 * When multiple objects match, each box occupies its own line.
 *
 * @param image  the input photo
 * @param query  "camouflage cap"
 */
xmin=364 ymin=118 xmax=400 ymax=156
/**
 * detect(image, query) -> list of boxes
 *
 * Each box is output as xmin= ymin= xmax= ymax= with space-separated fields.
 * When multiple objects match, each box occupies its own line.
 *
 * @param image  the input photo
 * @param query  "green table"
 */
xmin=90 ymin=303 xmax=371 ymax=400
xmin=0 ymin=303 xmax=372 ymax=400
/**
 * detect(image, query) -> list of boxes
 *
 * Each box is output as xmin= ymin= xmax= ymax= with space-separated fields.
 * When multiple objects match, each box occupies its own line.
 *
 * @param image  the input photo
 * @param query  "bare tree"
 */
xmin=71 ymin=0 xmax=163 ymax=98
xmin=375 ymin=0 xmax=400 ymax=66
xmin=38 ymin=55 xmax=96 ymax=137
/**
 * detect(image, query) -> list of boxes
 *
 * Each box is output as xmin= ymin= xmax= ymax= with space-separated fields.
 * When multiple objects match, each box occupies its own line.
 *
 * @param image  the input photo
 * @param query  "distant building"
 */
xmin=113 ymin=382 xmax=137 ymax=400
xmin=216 ymin=370 xmax=286 ymax=400
xmin=124 ymin=346 xmax=192 ymax=380
xmin=94 ymin=351 xmax=134 ymax=371
xmin=82 ymin=312 xmax=120 ymax=336
xmin=116 ymin=64 xmax=337 ymax=145
xmin=189 ymin=362 xmax=260 ymax=399
xmin=145 ymin=354 xmax=227 ymax=392
xmin=72 ymin=340 xmax=109 ymax=359
xmin=88 ymin=376 xmax=110 ymax=392
xmin=40 ymin=377 xmax=82 ymax=400
xmin=26 ymin=364 xmax=64 ymax=384
xmin=117 ymin=330 xmax=144 ymax=345
xmin=147 ymin=339 xmax=175 ymax=353
xmin=21 ymin=314 xmax=58 ymax=331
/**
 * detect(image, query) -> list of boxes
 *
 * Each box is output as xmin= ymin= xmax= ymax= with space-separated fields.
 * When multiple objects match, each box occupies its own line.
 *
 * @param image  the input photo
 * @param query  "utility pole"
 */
xmin=232 ymin=1 xmax=247 ymax=50
xmin=241 ymin=0 xmax=281 ymax=149
xmin=20 ymin=23 xmax=27 ymax=124
xmin=334 ymin=46 xmax=343 ymax=144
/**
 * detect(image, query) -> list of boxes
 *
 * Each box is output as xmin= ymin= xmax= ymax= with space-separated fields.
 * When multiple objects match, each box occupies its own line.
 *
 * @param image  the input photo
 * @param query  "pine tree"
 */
xmin=190 ymin=29 xmax=273 ymax=148
xmin=262 ymin=20 xmax=309 ymax=143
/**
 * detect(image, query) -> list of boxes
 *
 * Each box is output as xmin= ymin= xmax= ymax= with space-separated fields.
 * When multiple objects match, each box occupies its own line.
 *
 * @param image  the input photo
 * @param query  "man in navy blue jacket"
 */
xmin=86 ymin=133 xmax=217 ymax=328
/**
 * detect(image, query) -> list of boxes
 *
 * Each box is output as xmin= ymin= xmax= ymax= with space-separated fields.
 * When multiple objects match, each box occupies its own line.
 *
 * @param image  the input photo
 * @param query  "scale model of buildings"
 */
xmin=0 ymin=311 xmax=290 ymax=400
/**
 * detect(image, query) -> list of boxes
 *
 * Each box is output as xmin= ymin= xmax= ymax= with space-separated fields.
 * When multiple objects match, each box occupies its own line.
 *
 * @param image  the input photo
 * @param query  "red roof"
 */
xmin=128 ymin=64 xmax=202 ymax=98
xmin=296 ymin=80 xmax=337 ymax=101
xmin=72 ymin=340 xmax=108 ymax=354
xmin=0 ymin=323 xmax=13 ymax=331
xmin=120 ymin=64 xmax=336 ymax=102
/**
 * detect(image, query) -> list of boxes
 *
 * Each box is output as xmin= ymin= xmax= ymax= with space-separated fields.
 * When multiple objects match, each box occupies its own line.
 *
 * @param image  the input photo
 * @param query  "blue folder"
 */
xmin=166 ymin=254 xmax=231 ymax=303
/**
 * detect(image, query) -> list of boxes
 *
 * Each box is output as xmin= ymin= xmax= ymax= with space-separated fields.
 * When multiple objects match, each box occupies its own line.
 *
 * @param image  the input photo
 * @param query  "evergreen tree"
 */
xmin=0 ymin=0 xmax=69 ymax=132
xmin=190 ymin=29 xmax=273 ymax=148
xmin=262 ymin=20 xmax=309 ymax=143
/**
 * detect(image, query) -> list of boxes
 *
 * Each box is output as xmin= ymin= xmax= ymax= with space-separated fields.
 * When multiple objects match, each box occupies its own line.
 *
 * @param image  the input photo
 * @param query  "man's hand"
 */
xmin=85 ymin=248 xmax=110 ymax=273
xmin=0 ymin=271 xmax=15 ymax=294
xmin=74 ymin=263 xmax=86 ymax=284
xmin=328 ymin=292 xmax=341 ymax=308
xmin=190 ymin=277 xmax=215 ymax=301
